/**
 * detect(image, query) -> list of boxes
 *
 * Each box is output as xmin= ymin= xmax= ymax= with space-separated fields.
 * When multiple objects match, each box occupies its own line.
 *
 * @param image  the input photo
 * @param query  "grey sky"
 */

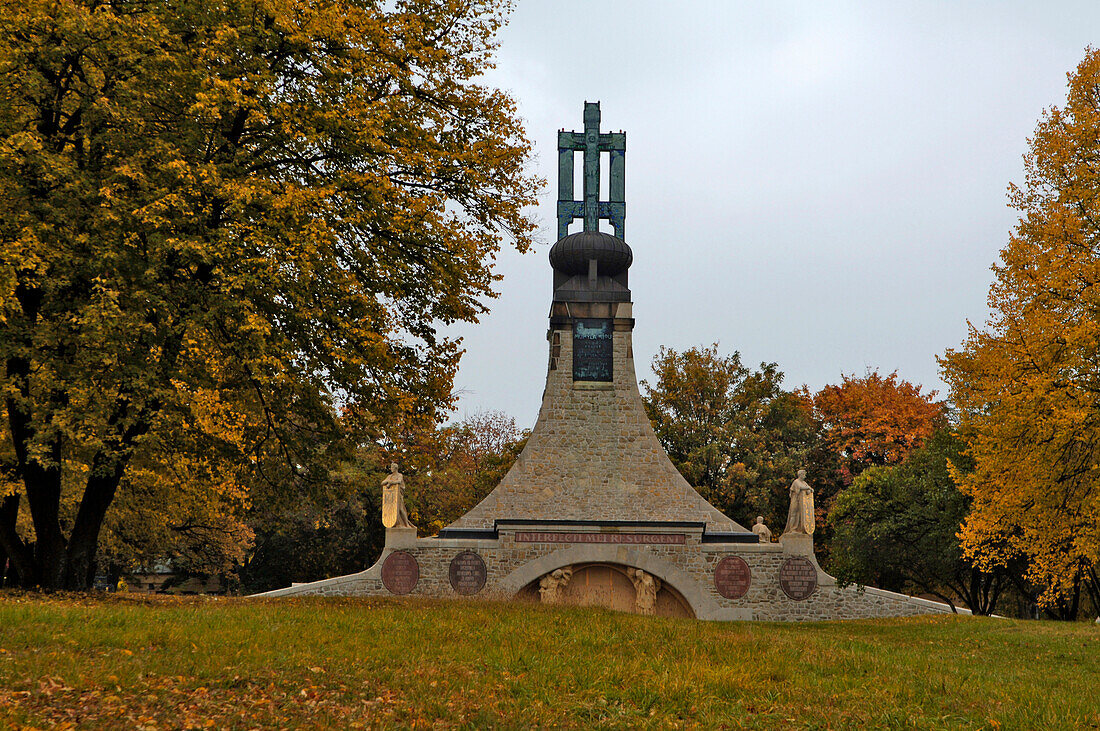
xmin=445 ymin=1 xmax=1098 ymax=427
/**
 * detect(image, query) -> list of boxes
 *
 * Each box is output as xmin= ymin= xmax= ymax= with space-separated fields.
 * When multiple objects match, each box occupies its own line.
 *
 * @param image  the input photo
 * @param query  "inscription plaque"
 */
xmin=779 ymin=557 xmax=818 ymax=601
xmin=515 ymin=532 xmax=685 ymax=545
xmin=714 ymin=556 xmax=752 ymax=599
xmin=381 ymin=551 xmax=419 ymax=595
xmin=573 ymin=319 xmax=613 ymax=381
xmin=448 ymin=551 xmax=487 ymax=595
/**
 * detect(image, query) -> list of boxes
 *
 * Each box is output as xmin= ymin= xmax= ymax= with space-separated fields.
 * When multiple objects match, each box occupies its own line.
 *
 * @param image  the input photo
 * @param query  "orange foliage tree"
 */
xmin=941 ymin=48 xmax=1100 ymax=614
xmin=807 ymin=370 xmax=944 ymax=484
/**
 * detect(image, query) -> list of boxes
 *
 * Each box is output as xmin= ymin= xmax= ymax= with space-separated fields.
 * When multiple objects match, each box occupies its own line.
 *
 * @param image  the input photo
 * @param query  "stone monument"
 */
xmin=751 ymin=517 xmax=772 ymax=544
xmin=381 ymin=463 xmax=414 ymax=530
xmin=260 ymin=103 xmax=968 ymax=621
xmin=780 ymin=469 xmax=815 ymax=557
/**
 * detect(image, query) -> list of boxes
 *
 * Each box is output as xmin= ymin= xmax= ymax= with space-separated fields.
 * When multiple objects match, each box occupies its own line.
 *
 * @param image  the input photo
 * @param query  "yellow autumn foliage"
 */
xmin=0 ymin=0 xmax=539 ymax=588
xmin=941 ymin=48 xmax=1100 ymax=607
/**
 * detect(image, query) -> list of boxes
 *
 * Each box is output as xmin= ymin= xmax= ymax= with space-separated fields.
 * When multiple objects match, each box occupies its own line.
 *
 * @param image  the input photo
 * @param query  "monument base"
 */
xmin=385 ymin=527 xmax=418 ymax=548
xmin=259 ymin=520 xmax=968 ymax=621
xmin=779 ymin=531 xmax=813 ymax=556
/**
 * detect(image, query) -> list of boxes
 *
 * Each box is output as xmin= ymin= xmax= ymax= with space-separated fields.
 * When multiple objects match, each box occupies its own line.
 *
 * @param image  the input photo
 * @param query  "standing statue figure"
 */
xmin=538 ymin=567 xmax=573 ymax=604
xmin=783 ymin=469 xmax=815 ymax=535
xmin=751 ymin=516 xmax=772 ymax=543
xmin=381 ymin=463 xmax=415 ymax=529
xmin=626 ymin=568 xmax=661 ymax=616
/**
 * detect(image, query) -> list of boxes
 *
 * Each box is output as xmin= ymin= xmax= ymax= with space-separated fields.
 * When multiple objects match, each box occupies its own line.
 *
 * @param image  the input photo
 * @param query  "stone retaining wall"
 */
xmin=258 ymin=527 xmax=967 ymax=621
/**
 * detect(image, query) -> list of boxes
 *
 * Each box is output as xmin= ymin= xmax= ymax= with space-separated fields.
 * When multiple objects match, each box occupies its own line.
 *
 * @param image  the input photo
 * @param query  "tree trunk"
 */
xmin=62 ymin=451 xmax=127 ymax=589
xmin=0 ymin=493 xmax=27 ymax=587
xmin=26 ymin=460 xmax=67 ymax=590
xmin=7 ymin=368 xmax=68 ymax=590
xmin=7 ymin=343 xmax=150 ymax=590
xmin=963 ymin=566 xmax=1004 ymax=616
xmin=1084 ymin=566 xmax=1100 ymax=616
xmin=982 ymin=572 xmax=1004 ymax=616
xmin=16 ymin=440 xmax=66 ymax=589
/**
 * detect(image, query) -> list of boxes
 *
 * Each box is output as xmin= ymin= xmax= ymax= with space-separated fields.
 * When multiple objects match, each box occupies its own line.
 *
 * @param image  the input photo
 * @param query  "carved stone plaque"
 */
xmin=714 ymin=556 xmax=752 ymax=599
xmin=515 ymin=532 xmax=685 ymax=545
xmin=779 ymin=557 xmax=818 ymax=601
xmin=573 ymin=319 xmax=613 ymax=382
xmin=381 ymin=551 xmax=419 ymax=595
xmin=448 ymin=551 xmax=486 ymax=595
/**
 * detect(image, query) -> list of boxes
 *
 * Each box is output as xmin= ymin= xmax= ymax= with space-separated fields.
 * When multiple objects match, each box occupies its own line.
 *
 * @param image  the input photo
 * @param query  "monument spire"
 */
xmin=557 ymin=101 xmax=625 ymax=239
xmin=445 ymin=103 xmax=741 ymax=533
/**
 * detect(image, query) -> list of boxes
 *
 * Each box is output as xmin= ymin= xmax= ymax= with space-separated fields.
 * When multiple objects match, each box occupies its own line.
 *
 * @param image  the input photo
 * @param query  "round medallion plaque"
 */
xmin=381 ymin=551 xmax=419 ymax=595
xmin=714 ymin=556 xmax=752 ymax=599
xmin=448 ymin=551 xmax=487 ymax=595
xmin=779 ymin=557 xmax=818 ymax=600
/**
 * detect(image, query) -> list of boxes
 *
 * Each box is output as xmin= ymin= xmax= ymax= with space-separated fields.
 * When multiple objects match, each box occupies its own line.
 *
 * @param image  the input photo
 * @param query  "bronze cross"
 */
xmin=557 ymin=101 xmax=626 ymax=239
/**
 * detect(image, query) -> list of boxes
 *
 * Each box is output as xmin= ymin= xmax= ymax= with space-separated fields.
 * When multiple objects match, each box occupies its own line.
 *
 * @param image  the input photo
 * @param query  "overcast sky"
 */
xmin=444 ymin=1 xmax=1099 ymax=427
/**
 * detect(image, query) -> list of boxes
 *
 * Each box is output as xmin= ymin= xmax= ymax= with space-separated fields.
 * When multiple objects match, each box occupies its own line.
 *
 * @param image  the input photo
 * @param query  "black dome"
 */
xmin=549 ymin=230 xmax=632 ymax=277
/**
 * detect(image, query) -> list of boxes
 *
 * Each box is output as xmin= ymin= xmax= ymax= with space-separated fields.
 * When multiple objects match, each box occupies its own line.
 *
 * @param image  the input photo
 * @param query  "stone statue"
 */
xmin=538 ymin=567 xmax=573 ymax=604
xmin=381 ymin=463 xmax=415 ymax=529
xmin=751 ymin=516 xmax=772 ymax=543
xmin=626 ymin=568 xmax=661 ymax=615
xmin=783 ymin=469 xmax=815 ymax=535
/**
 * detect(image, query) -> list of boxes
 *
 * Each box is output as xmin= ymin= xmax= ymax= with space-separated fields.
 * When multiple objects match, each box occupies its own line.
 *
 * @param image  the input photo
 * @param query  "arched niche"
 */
xmin=498 ymin=543 xmax=719 ymax=619
xmin=516 ymin=562 xmax=695 ymax=618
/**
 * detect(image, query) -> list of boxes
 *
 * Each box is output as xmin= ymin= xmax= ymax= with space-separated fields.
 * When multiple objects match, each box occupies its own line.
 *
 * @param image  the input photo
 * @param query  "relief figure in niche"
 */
xmin=626 ymin=567 xmax=661 ymax=615
xmin=538 ymin=567 xmax=573 ymax=604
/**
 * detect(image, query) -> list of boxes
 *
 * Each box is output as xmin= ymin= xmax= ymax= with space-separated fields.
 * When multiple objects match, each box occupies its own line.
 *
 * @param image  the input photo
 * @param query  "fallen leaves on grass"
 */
xmin=0 ymin=673 xmax=408 ymax=730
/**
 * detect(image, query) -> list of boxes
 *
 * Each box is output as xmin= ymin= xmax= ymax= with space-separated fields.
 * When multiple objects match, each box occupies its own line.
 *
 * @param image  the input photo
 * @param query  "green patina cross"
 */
xmin=557 ymin=101 xmax=626 ymax=240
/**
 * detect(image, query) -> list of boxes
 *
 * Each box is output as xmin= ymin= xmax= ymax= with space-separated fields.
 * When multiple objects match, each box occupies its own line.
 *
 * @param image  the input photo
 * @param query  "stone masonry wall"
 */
xmin=260 ymin=531 xmax=966 ymax=621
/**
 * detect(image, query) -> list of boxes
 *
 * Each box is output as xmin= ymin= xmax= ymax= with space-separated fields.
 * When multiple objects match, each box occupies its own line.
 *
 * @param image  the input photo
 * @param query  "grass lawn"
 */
xmin=0 ymin=594 xmax=1097 ymax=729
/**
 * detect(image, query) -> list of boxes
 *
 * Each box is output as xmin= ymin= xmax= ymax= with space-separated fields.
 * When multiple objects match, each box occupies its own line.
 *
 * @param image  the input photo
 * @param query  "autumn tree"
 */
xmin=0 ymin=479 xmax=25 ymax=586
xmin=240 ymin=410 xmax=525 ymax=591
xmin=807 ymin=370 xmax=944 ymax=486
xmin=240 ymin=443 xmax=386 ymax=594
xmin=402 ymin=410 xmax=526 ymax=535
xmin=940 ymin=48 xmax=1100 ymax=614
xmin=96 ymin=412 xmax=271 ymax=586
xmin=828 ymin=429 xmax=1006 ymax=614
xmin=642 ymin=344 xmax=819 ymax=529
xmin=0 ymin=0 xmax=539 ymax=590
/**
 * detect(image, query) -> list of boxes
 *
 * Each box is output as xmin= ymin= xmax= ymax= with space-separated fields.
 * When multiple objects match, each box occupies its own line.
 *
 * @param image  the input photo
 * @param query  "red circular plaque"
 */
xmin=448 ymin=551 xmax=487 ymax=595
xmin=779 ymin=557 xmax=817 ymax=600
xmin=714 ymin=556 xmax=752 ymax=599
xmin=381 ymin=551 xmax=419 ymax=595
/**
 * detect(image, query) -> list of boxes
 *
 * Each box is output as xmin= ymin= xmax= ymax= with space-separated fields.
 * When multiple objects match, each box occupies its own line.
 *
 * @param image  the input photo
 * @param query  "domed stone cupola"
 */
xmin=549 ymin=230 xmax=632 ymax=302
xmin=549 ymin=230 xmax=633 ymax=276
